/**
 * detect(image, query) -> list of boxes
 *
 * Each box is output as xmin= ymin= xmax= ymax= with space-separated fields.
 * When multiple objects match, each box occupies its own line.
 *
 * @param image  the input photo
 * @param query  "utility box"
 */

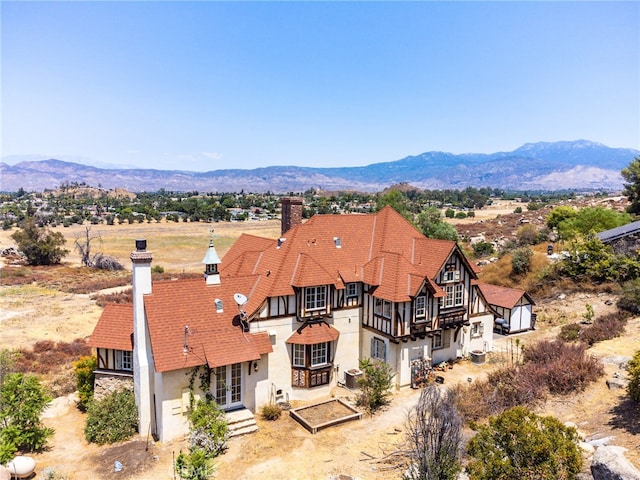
xmin=345 ymin=369 xmax=362 ymax=389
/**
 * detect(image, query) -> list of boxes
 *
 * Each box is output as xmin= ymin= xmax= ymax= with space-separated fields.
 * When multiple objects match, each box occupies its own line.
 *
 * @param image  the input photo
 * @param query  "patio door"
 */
xmin=214 ymin=363 xmax=243 ymax=409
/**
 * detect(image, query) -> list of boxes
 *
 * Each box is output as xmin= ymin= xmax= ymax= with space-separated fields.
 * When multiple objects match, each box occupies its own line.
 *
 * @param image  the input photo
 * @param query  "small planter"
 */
xmin=470 ymin=350 xmax=486 ymax=365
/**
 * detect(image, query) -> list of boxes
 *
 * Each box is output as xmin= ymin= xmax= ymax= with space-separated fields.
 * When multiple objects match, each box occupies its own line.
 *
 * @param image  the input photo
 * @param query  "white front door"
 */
xmin=214 ymin=363 xmax=243 ymax=409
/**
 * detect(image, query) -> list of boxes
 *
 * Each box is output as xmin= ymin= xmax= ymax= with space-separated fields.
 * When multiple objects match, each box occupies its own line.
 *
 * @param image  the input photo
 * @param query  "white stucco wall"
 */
xmin=463 ymin=313 xmax=495 ymax=355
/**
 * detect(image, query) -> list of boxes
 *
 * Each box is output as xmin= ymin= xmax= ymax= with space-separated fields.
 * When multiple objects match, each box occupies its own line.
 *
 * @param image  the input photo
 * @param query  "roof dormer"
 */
xmin=202 ymin=230 xmax=222 ymax=285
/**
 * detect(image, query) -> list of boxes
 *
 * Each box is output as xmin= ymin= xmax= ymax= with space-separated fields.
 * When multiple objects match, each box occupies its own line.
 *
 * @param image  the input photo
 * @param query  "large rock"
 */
xmin=591 ymin=446 xmax=640 ymax=480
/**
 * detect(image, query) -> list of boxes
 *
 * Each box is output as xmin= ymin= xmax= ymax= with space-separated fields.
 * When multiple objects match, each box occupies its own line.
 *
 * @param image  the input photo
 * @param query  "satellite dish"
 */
xmin=233 ymin=293 xmax=248 ymax=306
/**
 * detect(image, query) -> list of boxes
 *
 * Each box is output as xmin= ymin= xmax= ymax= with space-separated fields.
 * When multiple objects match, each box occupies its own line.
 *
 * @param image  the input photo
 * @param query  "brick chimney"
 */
xmin=281 ymin=196 xmax=303 ymax=235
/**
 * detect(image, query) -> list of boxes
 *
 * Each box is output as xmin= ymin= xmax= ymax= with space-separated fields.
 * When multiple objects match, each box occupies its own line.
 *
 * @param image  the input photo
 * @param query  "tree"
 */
xmin=511 ymin=247 xmax=533 ymax=276
xmin=621 ymin=157 xmax=640 ymax=215
xmin=376 ymin=190 xmax=412 ymax=220
xmin=416 ymin=207 xmax=459 ymax=241
xmin=0 ymin=373 xmax=54 ymax=463
xmin=466 ymin=407 xmax=583 ymax=480
xmin=11 ymin=218 xmax=69 ymax=265
xmin=74 ymin=226 xmax=101 ymax=267
xmin=557 ymin=207 xmax=631 ymax=241
xmin=356 ymin=358 xmax=395 ymax=414
xmin=404 ymin=385 xmax=462 ymax=480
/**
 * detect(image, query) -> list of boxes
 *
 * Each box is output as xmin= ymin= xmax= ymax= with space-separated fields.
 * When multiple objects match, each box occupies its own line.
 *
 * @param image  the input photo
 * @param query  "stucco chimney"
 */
xmin=131 ymin=239 xmax=155 ymax=439
xmin=281 ymin=196 xmax=303 ymax=235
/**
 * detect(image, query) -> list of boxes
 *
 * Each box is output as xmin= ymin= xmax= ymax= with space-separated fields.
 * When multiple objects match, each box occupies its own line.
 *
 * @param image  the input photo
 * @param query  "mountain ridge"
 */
xmin=1 ymin=140 xmax=637 ymax=193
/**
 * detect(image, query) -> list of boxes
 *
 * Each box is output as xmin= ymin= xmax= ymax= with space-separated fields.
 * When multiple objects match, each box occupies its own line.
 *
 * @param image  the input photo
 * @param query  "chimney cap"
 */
xmin=135 ymin=239 xmax=147 ymax=251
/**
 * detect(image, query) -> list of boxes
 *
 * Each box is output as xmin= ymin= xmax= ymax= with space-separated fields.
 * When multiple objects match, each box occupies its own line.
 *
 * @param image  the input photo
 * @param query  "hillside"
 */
xmin=1 ymin=140 xmax=637 ymax=193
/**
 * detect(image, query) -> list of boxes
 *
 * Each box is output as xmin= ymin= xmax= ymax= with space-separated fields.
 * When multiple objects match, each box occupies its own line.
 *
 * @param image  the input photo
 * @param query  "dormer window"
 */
xmin=305 ymin=286 xmax=327 ymax=311
xmin=415 ymin=296 xmax=426 ymax=318
xmin=346 ymin=282 xmax=359 ymax=298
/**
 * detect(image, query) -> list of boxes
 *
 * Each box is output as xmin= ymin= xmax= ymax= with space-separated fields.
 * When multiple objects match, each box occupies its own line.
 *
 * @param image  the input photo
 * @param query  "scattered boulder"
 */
xmin=606 ymin=374 xmax=629 ymax=390
xmin=591 ymin=445 xmax=640 ymax=480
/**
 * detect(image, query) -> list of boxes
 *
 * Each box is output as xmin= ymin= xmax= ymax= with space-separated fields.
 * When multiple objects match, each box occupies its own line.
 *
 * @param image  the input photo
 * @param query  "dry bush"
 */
xmin=48 ymin=367 xmax=77 ymax=397
xmin=452 ymin=367 xmax=546 ymax=423
xmin=485 ymin=367 xmax=547 ymax=410
xmin=578 ymin=311 xmax=629 ymax=346
xmin=65 ymin=275 xmax=130 ymax=294
xmin=92 ymin=289 xmax=133 ymax=306
xmin=522 ymin=340 xmax=604 ymax=395
xmin=14 ymin=339 xmax=91 ymax=375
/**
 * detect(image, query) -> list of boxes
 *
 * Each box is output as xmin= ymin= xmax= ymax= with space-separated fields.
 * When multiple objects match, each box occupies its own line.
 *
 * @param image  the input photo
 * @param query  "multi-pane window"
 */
xmin=432 ymin=330 xmax=450 ymax=350
xmin=371 ymin=337 xmax=386 ymax=361
xmin=292 ymin=344 xmax=305 ymax=367
xmin=305 ymin=286 xmax=327 ymax=311
xmin=311 ymin=342 xmax=328 ymax=366
xmin=471 ymin=322 xmax=484 ymax=338
xmin=441 ymin=284 xmax=464 ymax=308
xmin=443 ymin=269 xmax=460 ymax=283
xmin=454 ymin=284 xmax=463 ymax=305
xmin=415 ymin=296 xmax=426 ymax=318
xmin=375 ymin=298 xmax=392 ymax=318
xmin=215 ymin=366 xmax=227 ymax=406
xmin=346 ymin=282 xmax=359 ymax=298
xmin=115 ymin=350 xmax=132 ymax=371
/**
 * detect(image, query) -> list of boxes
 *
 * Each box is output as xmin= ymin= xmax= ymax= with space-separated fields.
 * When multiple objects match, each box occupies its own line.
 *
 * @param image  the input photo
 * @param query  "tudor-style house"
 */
xmin=89 ymin=198 xmax=510 ymax=442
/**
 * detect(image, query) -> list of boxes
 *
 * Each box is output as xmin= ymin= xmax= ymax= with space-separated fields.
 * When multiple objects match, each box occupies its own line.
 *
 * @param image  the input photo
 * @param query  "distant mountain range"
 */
xmin=1 ymin=140 xmax=638 ymax=193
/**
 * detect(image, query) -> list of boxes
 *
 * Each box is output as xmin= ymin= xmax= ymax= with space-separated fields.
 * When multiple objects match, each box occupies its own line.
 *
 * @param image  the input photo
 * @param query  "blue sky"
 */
xmin=2 ymin=1 xmax=639 ymax=172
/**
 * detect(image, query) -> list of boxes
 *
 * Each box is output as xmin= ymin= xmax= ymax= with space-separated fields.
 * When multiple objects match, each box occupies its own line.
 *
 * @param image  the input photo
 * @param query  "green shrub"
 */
xmin=356 ymin=358 xmax=395 ymax=414
xmin=152 ymin=265 xmax=165 ymax=274
xmin=511 ymin=247 xmax=533 ymax=276
xmin=618 ymin=279 xmax=640 ymax=314
xmin=85 ymin=388 xmax=137 ymax=444
xmin=0 ymin=373 xmax=54 ymax=463
xmin=558 ymin=323 xmax=582 ymax=342
xmin=472 ymin=241 xmax=494 ymax=258
xmin=186 ymin=399 xmax=228 ymax=457
xmin=74 ymin=355 xmax=97 ymax=411
xmin=175 ymin=448 xmax=215 ymax=480
xmin=466 ymin=407 xmax=583 ymax=480
xmin=260 ymin=403 xmax=282 ymax=421
xmin=628 ymin=350 xmax=640 ymax=404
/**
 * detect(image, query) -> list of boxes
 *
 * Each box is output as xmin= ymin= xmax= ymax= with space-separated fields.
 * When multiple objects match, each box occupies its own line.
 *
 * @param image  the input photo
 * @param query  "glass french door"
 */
xmin=214 ymin=363 xmax=243 ymax=409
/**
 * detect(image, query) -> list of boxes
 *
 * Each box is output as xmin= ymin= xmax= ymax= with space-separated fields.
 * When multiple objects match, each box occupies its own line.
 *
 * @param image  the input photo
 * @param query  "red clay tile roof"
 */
xmin=220 ymin=206 xmax=473 ymax=304
xmin=87 ymin=304 xmax=133 ymax=351
xmin=286 ymin=321 xmax=340 ymax=345
xmin=475 ymin=282 xmax=535 ymax=309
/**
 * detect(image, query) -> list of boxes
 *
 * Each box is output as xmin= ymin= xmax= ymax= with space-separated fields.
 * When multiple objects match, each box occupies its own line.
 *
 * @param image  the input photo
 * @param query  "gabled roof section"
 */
xmin=220 ymin=206 xmax=474 ymax=305
xmin=143 ymin=277 xmax=272 ymax=372
xmin=475 ymin=282 xmax=535 ymax=309
xmin=290 ymin=253 xmax=340 ymax=288
xmin=286 ymin=320 xmax=340 ymax=345
xmin=88 ymin=304 xmax=133 ymax=351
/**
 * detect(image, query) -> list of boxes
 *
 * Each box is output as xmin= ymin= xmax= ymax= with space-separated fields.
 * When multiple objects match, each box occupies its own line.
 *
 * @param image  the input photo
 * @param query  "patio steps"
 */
xmin=225 ymin=408 xmax=258 ymax=438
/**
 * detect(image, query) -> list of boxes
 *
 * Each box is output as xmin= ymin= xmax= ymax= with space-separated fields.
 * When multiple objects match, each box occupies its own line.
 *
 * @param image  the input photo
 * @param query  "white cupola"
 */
xmin=202 ymin=230 xmax=222 ymax=285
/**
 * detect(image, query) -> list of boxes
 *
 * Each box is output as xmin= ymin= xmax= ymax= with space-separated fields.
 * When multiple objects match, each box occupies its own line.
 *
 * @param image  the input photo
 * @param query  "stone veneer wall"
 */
xmin=94 ymin=372 xmax=134 ymax=400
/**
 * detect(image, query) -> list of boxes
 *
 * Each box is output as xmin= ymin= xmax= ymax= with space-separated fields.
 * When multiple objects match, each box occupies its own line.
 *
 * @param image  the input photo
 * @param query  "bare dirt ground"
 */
xmin=1 ymin=216 xmax=639 ymax=479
